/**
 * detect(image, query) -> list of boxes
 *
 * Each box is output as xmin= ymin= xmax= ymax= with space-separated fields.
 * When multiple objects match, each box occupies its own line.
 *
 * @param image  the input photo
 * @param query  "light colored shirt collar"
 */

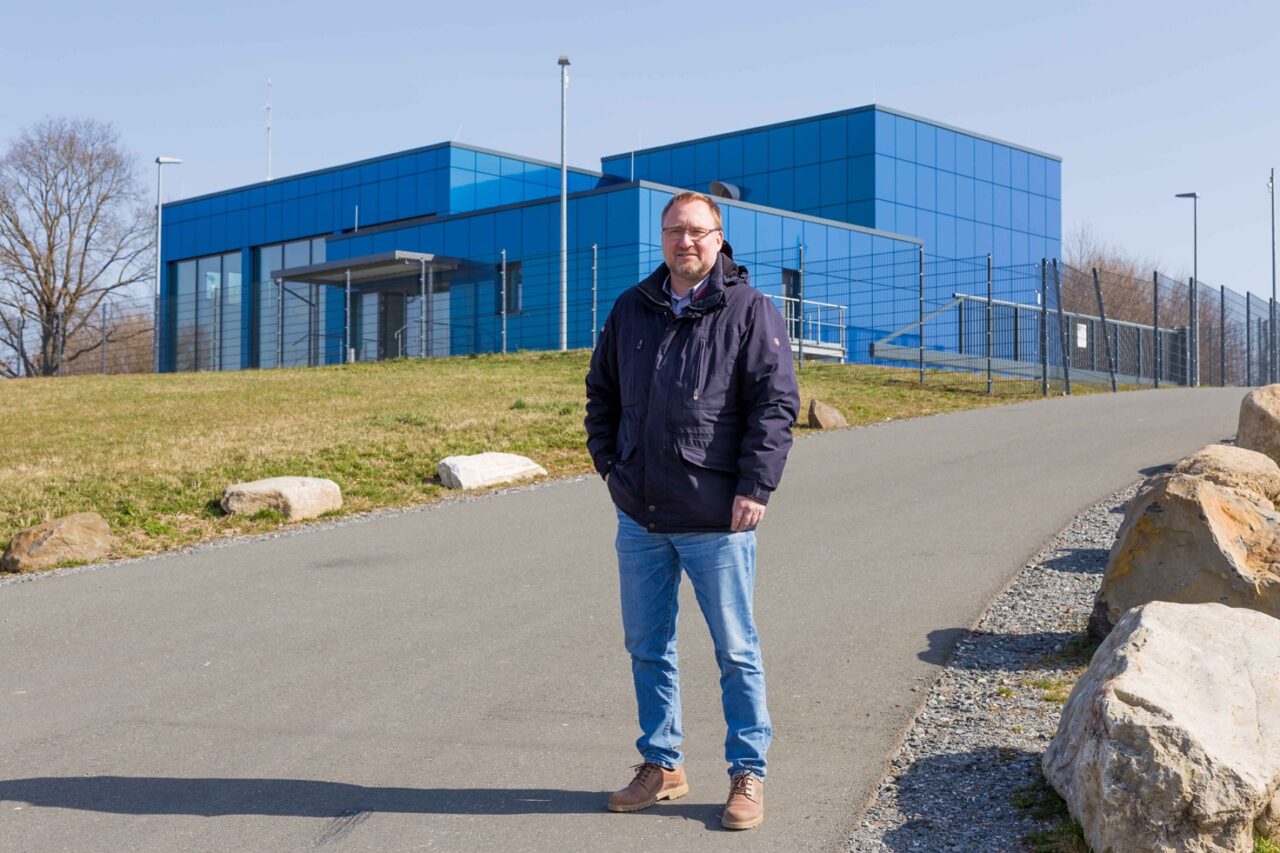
xmin=663 ymin=275 xmax=709 ymax=317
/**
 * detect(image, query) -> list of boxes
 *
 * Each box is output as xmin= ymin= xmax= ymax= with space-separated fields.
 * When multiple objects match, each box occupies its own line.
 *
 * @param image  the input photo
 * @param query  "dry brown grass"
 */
xmin=0 ymin=350 xmax=1107 ymax=568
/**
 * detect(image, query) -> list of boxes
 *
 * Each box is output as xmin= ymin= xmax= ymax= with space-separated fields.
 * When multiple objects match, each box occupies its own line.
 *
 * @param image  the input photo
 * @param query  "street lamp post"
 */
xmin=154 ymin=156 xmax=182 ymax=373
xmin=558 ymin=55 xmax=570 ymax=352
xmin=1176 ymin=191 xmax=1199 ymax=387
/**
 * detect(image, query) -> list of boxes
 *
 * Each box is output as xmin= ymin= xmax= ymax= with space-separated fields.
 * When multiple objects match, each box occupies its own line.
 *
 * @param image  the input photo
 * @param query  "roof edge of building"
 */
xmin=601 ymin=103 xmax=1062 ymax=165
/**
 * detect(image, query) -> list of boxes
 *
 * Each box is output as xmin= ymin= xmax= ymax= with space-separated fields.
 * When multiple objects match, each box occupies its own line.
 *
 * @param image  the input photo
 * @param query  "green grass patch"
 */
xmin=0 ymin=350 xmax=1118 ymax=571
xmin=1258 ymin=834 xmax=1280 ymax=853
xmin=1024 ymin=676 xmax=1076 ymax=705
xmin=1014 ymin=775 xmax=1090 ymax=852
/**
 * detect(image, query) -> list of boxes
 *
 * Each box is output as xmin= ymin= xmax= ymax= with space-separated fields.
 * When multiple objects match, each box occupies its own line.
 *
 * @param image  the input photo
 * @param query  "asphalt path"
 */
xmin=0 ymin=387 xmax=1247 ymax=852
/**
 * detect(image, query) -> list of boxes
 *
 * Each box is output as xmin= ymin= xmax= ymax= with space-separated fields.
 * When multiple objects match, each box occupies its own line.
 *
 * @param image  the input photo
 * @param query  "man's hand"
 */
xmin=731 ymin=495 xmax=766 ymax=532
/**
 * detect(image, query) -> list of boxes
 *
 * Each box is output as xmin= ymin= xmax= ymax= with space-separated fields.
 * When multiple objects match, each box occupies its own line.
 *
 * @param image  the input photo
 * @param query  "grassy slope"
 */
xmin=1 ymin=351 xmax=1095 ymax=565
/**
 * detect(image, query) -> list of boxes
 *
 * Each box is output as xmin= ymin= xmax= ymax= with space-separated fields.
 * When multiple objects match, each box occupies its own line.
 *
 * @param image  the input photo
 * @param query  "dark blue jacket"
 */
xmin=584 ymin=247 xmax=800 ymax=533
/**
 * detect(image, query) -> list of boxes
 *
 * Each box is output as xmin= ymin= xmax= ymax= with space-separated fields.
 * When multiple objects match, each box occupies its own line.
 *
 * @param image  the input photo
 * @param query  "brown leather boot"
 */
xmin=607 ymin=763 xmax=689 ymax=812
xmin=721 ymin=773 xmax=764 ymax=830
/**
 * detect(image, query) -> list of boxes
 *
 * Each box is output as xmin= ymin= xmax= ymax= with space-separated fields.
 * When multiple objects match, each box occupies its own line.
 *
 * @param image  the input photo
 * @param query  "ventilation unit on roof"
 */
xmin=708 ymin=180 xmax=741 ymax=201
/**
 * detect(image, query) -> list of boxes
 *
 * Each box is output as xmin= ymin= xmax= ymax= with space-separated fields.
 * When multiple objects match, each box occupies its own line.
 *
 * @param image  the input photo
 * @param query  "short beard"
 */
xmin=672 ymin=255 xmax=713 ymax=283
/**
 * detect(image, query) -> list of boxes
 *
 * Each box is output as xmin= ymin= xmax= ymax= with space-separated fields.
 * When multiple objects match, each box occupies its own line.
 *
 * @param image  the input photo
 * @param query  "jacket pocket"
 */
xmin=674 ymin=436 xmax=738 ymax=474
xmin=617 ymin=405 xmax=641 ymax=461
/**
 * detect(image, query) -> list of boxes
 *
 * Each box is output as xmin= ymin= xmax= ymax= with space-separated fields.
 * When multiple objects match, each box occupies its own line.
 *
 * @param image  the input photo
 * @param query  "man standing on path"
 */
xmin=584 ymin=191 xmax=800 ymax=830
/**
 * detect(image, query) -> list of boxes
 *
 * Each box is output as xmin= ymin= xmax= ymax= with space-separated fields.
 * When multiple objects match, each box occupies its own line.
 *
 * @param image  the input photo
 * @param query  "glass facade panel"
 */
xmin=221 ymin=252 xmax=243 ymax=371
xmin=196 ymin=255 xmax=220 ymax=371
xmin=174 ymin=260 xmax=196 ymax=372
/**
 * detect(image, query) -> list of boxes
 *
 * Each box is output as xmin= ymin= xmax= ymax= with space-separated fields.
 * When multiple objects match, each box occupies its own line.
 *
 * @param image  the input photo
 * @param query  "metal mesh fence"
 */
xmin=6 ymin=242 xmax=1279 ymax=396
xmin=1 ymin=290 xmax=155 ymax=378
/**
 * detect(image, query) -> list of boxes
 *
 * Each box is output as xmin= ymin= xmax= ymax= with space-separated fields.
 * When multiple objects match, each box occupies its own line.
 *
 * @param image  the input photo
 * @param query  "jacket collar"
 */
xmin=638 ymin=244 xmax=746 ymax=316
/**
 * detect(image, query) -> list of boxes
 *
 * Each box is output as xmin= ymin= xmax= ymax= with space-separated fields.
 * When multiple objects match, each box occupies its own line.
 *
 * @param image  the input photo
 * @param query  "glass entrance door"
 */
xmin=380 ymin=292 xmax=407 ymax=359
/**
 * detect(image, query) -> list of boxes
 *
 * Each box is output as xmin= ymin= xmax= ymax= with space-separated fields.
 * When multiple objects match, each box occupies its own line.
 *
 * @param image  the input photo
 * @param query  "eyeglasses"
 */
xmin=661 ymin=226 xmax=721 ymax=242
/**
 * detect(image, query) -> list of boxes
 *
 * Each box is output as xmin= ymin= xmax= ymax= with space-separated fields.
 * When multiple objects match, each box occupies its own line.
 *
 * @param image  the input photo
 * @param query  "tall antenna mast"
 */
xmin=265 ymin=78 xmax=273 ymax=181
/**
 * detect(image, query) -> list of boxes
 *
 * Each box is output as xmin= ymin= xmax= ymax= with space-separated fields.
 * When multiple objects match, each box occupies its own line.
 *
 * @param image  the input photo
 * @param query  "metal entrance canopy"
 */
xmin=272 ymin=251 xmax=461 ymax=363
xmin=274 ymin=250 xmax=459 ymax=285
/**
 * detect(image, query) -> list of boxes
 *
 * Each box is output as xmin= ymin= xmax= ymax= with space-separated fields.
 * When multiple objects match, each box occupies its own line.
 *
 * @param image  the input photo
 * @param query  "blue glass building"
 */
xmin=158 ymin=105 xmax=1060 ymax=372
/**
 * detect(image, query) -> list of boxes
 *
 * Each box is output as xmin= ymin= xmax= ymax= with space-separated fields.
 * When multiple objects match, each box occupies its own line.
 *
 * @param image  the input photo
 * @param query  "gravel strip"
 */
xmin=845 ymin=482 xmax=1140 ymax=852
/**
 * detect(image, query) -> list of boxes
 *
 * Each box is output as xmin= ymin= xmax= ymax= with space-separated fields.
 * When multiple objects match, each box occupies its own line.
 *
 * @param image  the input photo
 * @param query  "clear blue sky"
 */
xmin=4 ymin=0 xmax=1280 ymax=296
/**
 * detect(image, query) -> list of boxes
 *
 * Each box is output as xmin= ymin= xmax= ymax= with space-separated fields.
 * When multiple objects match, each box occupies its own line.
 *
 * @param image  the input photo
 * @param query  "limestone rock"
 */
xmin=437 ymin=452 xmax=547 ymax=490
xmin=2 ymin=512 xmax=113 ymax=572
xmin=220 ymin=476 xmax=342 ymax=522
xmin=1238 ymin=385 xmax=1280 ymax=465
xmin=1089 ymin=473 xmax=1280 ymax=639
xmin=1044 ymin=601 xmax=1280 ymax=853
xmin=807 ymin=399 xmax=848 ymax=430
xmin=1172 ymin=443 xmax=1280 ymax=505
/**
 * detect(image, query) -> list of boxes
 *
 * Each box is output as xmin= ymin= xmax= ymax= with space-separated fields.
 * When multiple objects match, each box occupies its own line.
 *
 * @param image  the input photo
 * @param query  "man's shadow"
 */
xmin=0 ymin=776 xmax=724 ymax=829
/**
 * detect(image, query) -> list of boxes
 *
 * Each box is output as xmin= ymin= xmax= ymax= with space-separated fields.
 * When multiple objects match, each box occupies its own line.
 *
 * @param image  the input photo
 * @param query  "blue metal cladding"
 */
xmin=601 ymin=105 xmax=1061 ymax=269
xmin=159 ymin=105 xmax=1059 ymax=373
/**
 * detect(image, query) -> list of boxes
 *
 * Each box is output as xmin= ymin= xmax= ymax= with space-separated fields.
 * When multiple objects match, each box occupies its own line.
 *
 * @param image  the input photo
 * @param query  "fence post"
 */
xmin=1040 ymin=259 xmax=1048 ymax=397
xmin=957 ymin=298 xmax=965 ymax=355
xmin=1271 ymin=299 xmax=1277 ymax=384
xmin=101 ymin=302 xmax=108 ymax=374
xmin=918 ymin=245 xmax=925 ymax=385
xmin=1220 ymin=285 xmax=1227 ymax=387
xmin=1053 ymin=261 xmax=1071 ymax=395
xmin=343 ymin=268 xmax=353 ymax=361
xmin=1247 ymin=296 xmax=1253 ymax=386
xmin=797 ymin=244 xmax=805 ymax=372
xmin=277 ymin=278 xmax=284 ymax=368
xmin=592 ymin=243 xmax=599 ymax=350
xmin=1188 ymin=276 xmax=1197 ymax=387
xmin=418 ymin=259 xmax=427 ymax=358
xmin=986 ymin=253 xmax=993 ymax=394
xmin=1092 ymin=268 xmax=1117 ymax=392
xmin=1273 ymin=295 xmax=1278 ymax=384
xmin=500 ymin=249 xmax=508 ymax=355
xmin=1153 ymin=272 xmax=1161 ymax=389
xmin=426 ymin=264 xmax=435 ymax=358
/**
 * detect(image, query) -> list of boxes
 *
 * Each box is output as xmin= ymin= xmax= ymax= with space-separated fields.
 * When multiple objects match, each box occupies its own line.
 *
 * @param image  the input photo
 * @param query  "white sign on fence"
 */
xmin=1076 ymin=323 xmax=1088 ymax=349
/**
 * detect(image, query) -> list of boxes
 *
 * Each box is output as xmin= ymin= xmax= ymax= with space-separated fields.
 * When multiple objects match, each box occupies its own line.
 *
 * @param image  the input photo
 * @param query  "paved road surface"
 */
xmin=0 ymin=388 xmax=1246 ymax=852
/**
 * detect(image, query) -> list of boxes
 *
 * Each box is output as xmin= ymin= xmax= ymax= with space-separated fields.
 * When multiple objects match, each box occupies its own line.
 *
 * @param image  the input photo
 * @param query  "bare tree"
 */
xmin=0 ymin=118 xmax=153 ymax=377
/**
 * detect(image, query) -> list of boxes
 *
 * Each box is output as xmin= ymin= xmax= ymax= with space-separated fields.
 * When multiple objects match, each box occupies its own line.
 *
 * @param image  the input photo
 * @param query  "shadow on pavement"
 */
xmin=0 ymin=776 xmax=721 ymax=827
xmin=1037 ymin=547 xmax=1110 ymax=574
xmin=917 ymin=628 xmax=1081 ymax=670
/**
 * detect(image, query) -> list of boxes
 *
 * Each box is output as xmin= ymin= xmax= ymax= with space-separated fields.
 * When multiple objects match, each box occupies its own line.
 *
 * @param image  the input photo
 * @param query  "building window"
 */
xmin=496 ymin=260 xmax=522 ymax=315
xmin=252 ymin=236 xmax=327 ymax=368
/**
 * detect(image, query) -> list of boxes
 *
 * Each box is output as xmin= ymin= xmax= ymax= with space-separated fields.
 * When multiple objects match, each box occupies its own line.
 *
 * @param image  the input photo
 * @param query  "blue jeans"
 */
xmin=614 ymin=507 xmax=771 ymax=780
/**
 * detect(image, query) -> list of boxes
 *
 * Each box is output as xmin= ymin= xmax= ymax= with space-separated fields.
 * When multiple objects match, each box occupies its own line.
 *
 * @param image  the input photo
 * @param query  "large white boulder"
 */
xmin=1171 ymin=443 xmax=1280 ymax=505
xmin=1 ymin=512 xmax=113 ymax=572
xmin=437 ymin=452 xmax=547 ymax=490
xmin=220 ymin=477 xmax=342 ymax=522
xmin=1044 ymin=601 xmax=1280 ymax=853
xmin=1238 ymin=385 xmax=1280 ymax=466
xmin=1088 ymin=473 xmax=1280 ymax=639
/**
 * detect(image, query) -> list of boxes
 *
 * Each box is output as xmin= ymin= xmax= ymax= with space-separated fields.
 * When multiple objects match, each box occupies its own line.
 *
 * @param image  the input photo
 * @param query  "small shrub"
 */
xmin=510 ymin=399 xmax=528 ymax=410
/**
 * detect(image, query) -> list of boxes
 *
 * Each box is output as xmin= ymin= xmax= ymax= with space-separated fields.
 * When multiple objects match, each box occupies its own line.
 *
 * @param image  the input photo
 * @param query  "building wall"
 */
xmin=159 ymin=143 xmax=606 ymax=370
xmin=601 ymin=105 xmax=1061 ymax=266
